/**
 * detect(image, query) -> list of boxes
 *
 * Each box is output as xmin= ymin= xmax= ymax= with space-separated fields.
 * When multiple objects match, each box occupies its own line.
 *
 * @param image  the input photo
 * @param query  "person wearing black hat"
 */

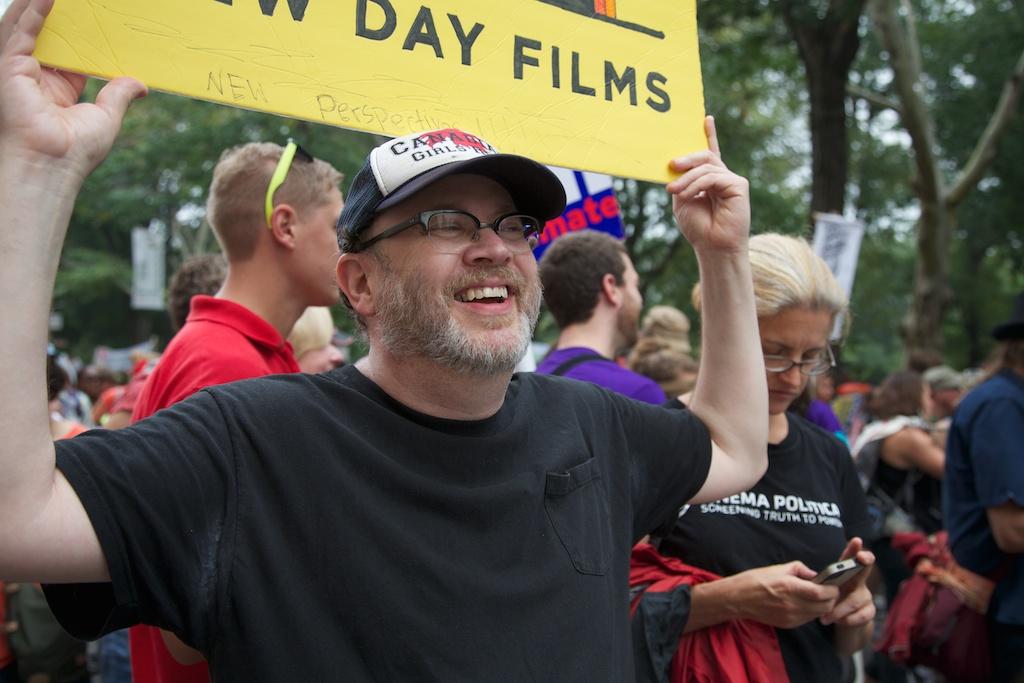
xmin=944 ymin=290 xmax=1024 ymax=682
xmin=0 ymin=1 xmax=769 ymax=680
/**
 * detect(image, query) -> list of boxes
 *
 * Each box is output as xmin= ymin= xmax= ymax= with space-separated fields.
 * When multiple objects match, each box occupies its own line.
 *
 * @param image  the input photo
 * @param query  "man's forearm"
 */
xmin=0 ymin=0 xmax=143 ymax=582
xmin=988 ymin=502 xmax=1024 ymax=554
xmin=689 ymin=249 xmax=768 ymax=474
xmin=0 ymin=152 xmax=82 ymax=534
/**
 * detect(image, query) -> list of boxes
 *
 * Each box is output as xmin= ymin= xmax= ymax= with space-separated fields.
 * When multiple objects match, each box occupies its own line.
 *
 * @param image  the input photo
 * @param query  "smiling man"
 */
xmin=0 ymin=1 xmax=767 ymax=680
xmin=335 ymin=131 xmax=558 ymax=383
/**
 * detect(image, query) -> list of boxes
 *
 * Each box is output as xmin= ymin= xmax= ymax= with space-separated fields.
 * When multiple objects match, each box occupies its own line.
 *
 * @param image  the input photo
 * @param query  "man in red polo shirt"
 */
xmin=129 ymin=141 xmax=345 ymax=683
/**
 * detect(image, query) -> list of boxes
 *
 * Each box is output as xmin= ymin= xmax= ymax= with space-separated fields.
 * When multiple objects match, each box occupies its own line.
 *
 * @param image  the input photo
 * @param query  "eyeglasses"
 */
xmin=264 ymin=138 xmax=313 ymax=228
xmin=351 ymin=209 xmax=541 ymax=254
xmin=763 ymin=344 xmax=836 ymax=376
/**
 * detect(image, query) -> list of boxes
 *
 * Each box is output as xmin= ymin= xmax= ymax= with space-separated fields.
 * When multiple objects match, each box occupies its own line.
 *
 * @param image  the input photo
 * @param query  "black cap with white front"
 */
xmin=337 ymin=129 xmax=566 ymax=251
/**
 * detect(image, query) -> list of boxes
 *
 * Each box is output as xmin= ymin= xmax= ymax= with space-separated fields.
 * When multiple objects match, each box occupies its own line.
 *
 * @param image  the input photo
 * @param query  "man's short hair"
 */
xmin=923 ymin=365 xmax=963 ymax=392
xmin=167 ymin=254 xmax=227 ymax=331
xmin=539 ymin=231 xmax=628 ymax=328
xmin=206 ymin=142 xmax=343 ymax=261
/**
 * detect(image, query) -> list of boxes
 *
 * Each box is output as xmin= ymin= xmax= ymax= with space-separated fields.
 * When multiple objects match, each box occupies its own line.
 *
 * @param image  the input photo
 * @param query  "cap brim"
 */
xmin=375 ymin=153 xmax=567 ymax=222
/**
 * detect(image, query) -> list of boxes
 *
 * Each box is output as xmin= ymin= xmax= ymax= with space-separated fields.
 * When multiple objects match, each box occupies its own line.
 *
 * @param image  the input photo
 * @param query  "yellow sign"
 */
xmin=34 ymin=0 xmax=705 ymax=182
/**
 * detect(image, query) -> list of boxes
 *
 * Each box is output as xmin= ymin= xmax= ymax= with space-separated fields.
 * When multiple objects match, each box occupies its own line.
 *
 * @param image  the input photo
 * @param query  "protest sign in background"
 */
xmin=813 ymin=213 xmax=865 ymax=341
xmin=130 ymin=226 xmax=166 ymax=312
xmin=33 ymin=0 xmax=705 ymax=182
xmin=533 ymin=168 xmax=624 ymax=259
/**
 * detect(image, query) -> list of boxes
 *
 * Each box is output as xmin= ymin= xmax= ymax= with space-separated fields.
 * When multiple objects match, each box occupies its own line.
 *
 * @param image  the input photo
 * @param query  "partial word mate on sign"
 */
xmin=533 ymin=168 xmax=625 ymax=259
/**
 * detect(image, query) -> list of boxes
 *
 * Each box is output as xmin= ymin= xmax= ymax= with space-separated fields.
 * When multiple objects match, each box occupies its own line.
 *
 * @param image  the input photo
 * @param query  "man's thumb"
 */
xmin=96 ymin=76 xmax=147 ymax=120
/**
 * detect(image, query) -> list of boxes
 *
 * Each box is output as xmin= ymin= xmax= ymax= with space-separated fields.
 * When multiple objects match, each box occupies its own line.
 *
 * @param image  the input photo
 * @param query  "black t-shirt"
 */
xmin=658 ymin=413 xmax=872 ymax=683
xmin=46 ymin=365 xmax=711 ymax=682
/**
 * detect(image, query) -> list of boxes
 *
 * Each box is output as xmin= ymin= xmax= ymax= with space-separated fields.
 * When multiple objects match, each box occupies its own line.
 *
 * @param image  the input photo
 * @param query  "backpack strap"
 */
xmin=549 ymin=353 xmax=611 ymax=377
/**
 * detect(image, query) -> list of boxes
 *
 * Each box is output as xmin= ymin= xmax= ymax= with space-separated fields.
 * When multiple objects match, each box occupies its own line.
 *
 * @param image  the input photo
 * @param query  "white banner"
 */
xmin=131 ymin=227 xmax=166 ymax=311
xmin=812 ymin=213 xmax=864 ymax=340
xmin=93 ymin=338 xmax=159 ymax=374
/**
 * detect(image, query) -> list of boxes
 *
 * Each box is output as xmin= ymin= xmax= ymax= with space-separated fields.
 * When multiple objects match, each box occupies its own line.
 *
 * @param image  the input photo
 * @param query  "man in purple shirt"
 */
xmin=536 ymin=231 xmax=666 ymax=404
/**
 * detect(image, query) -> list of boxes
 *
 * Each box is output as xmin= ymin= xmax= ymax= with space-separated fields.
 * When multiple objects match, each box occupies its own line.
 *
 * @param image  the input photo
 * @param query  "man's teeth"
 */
xmin=458 ymin=286 xmax=509 ymax=302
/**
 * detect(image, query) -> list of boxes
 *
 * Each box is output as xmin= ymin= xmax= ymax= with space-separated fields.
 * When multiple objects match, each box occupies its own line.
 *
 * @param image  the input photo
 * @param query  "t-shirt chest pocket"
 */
xmin=544 ymin=458 xmax=612 ymax=576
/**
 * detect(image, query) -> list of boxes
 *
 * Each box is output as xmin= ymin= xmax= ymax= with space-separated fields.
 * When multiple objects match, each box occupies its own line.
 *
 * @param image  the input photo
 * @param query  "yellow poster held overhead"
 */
xmin=34 ymin=0 xmax=705 ymax=182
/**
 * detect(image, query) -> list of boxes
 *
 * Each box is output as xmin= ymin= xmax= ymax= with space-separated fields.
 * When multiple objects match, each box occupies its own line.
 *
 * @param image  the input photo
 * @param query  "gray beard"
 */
xmin=374 ymin=259 xmax=540 ymax=375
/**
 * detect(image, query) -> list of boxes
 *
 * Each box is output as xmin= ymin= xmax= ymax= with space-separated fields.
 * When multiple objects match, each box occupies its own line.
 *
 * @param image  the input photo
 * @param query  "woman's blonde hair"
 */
xmin=288 ymin=307 xmax=335 ymax=359
xmin=638 ymin=305 xmax=692 ymax=355
xmin=628 ymin=338 xmax=699 ymax=396
xmin=692 ymin=233 xmax=848 ymax=334
xmin=628 ymin=305 xmax=697 ymax=395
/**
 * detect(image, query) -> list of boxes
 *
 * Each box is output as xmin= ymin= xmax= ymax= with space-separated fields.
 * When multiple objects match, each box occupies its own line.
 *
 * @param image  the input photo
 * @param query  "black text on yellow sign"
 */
xmin=36 ymin=1 xmax=705 ymax=181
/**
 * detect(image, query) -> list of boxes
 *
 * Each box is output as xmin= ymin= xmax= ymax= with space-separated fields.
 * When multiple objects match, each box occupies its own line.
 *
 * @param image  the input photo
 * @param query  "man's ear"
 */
xmin=337 ymin=253 xmax=376 ymax=318
xmin=268 ymin=203 xmax=299 ymax=249
xmin=600 ymin=273 xmax=621 ymax=308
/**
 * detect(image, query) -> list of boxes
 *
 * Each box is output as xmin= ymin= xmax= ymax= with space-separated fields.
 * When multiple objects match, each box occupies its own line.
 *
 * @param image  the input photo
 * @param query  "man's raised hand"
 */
xmin=667 ymin=116 xmax=751 ymax=256
xmin=0 ymin=0 xmax=146 ymax=179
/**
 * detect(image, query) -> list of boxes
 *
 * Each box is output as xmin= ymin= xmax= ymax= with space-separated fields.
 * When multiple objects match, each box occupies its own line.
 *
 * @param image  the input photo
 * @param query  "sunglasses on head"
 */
xmin=264 ymin=138 xmax=313 ymax=228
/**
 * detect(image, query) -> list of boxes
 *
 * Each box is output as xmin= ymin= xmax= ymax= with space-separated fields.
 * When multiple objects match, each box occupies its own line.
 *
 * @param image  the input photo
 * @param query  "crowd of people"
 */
xmin=0 ymin=0 xmax=1021 ymax=682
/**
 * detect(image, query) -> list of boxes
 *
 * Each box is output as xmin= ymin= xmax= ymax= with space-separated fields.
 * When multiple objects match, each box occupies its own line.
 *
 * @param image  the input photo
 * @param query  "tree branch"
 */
xmin=637 ymin=235 xmax=684 ymax=303
xmin=846 ymin=84 xmax=901 ymax=113
xmin=901 ymin=0 xmax=924 ymax=84
xmin=623 ymin=181 xmax=652 ymax=255
xmin=826 ymin=0 xmax=868 ymax=67
xmin=868 ymin=0 xmax=943 ymax=203
xmin=946 ymin=47 xmax=1024 ymax=207
xmin=645 ymin=236 xmax=684 ymax=282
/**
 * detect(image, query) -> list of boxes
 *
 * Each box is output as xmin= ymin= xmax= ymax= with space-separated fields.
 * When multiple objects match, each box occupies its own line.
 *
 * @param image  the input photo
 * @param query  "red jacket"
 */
xmin=876 ymin=531 xmax=995 ymax=683
xmin=630 ymin=544 xmax=790 ymax=683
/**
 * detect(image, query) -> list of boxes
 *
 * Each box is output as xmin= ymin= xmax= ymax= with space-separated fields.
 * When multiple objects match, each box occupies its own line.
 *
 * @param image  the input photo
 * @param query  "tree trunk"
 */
xmin=869 ymin=0 xmax=1024 ymax=359
xmin=805 ymin=61 xmax=852 ymax=215
xmin=960 ymin=235 xmax=987 ymax=366
xmin=779 ymin=0 xmax=866 ymax=218
xmin=903 ymin=203 xmax=953 ymax=358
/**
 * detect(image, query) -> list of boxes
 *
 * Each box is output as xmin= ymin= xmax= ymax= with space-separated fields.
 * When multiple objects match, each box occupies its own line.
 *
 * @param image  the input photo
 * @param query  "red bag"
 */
xmin=630 ymin=544 xmax=789 ymax=683
xmin=876 ymin=531 xmax=995 ymax=683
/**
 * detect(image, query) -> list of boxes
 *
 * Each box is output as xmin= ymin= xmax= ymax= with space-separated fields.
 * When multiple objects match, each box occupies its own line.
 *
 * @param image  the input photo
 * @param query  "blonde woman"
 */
xmin=657 ymin=233 xmax=875 ymax=682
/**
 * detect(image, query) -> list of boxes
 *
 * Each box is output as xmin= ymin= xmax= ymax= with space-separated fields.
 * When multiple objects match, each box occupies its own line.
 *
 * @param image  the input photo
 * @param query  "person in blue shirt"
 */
xmin=944 ymin=290 xmax=1024 ymax=682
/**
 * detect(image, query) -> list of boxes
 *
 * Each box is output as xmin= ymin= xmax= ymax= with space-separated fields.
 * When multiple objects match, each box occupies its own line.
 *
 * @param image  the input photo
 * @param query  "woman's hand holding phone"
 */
xmin=818 ymin=537 xmax=876 ymax=628
xmin=812 ymin=559 xmax=867 ymax=587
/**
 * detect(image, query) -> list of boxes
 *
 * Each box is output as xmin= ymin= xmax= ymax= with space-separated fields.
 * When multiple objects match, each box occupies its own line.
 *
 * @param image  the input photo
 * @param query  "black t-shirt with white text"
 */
xmin=46 ymin=365 xmax=712 ymax=682
xmin=659 ymin=413 xmax=872 ymax=683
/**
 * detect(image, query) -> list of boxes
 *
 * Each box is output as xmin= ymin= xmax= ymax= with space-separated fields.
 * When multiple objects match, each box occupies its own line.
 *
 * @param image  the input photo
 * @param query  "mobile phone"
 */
xmin=812 ymin=559 xmax=867 ymax=587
